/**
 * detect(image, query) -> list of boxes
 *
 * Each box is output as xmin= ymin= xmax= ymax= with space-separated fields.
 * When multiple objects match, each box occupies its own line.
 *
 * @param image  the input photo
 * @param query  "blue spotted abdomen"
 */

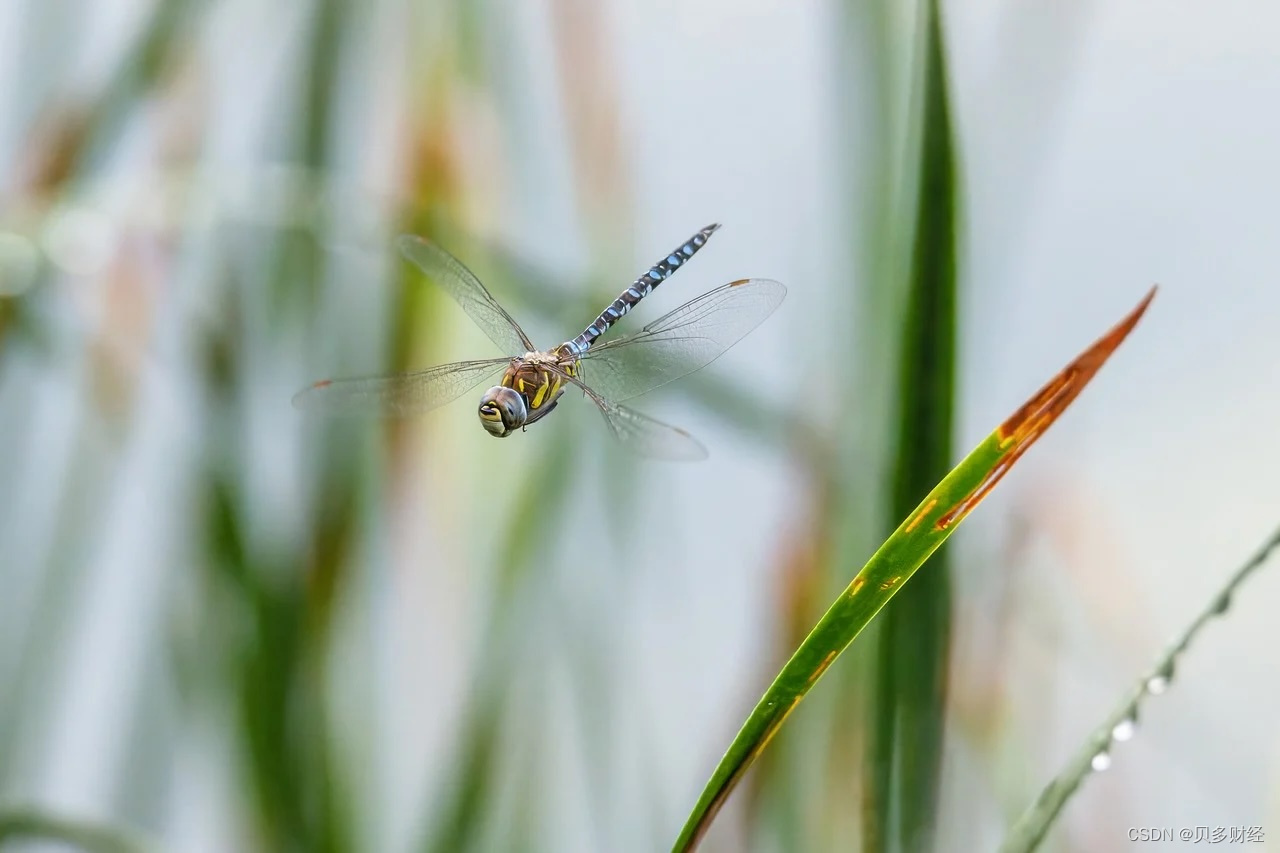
xmin=563 ymin=223 xmax=721 ymax=354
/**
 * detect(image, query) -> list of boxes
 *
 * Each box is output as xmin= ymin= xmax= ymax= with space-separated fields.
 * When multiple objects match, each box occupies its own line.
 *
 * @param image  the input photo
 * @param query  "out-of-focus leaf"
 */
xmin=999 ymin=522 xmax=1280 ymax=853
xmin=0 ymin=807 xmax=154 ymax=853
xmin=419 ymin=694 xmax=505 ymax=853
xmin=867 ymin=0 xmax=959 ymax=849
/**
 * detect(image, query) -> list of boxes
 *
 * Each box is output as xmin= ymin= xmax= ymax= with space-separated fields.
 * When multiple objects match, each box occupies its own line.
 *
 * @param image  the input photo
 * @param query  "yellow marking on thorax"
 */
xmin=500 ymin=358 xmax=571 ymax=412
xmin=531 ymin=377 xmax=550 ymax=408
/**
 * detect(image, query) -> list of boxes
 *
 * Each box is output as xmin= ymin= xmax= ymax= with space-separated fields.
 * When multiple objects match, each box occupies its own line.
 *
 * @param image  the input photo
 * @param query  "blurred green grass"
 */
xmin=867 ymin=2 xmax=958 ymax=850
xmin=1 ymin=0 xmax=925 ymax=851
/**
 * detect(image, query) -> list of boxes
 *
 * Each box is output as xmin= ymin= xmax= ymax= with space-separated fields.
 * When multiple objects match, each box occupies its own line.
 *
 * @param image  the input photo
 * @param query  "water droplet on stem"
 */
xmin=1112 ymin=718 xmax=1136 ymax=742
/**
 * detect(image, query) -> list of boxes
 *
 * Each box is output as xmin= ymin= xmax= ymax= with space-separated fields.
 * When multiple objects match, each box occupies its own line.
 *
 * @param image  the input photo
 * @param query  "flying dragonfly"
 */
xmin=292 ymin=224 xmax=786 ymax=460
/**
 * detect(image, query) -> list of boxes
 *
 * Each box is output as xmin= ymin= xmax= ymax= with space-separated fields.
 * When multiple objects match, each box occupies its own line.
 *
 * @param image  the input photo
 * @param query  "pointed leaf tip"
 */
xmin=935 ymin=287 xmax=1156 ymax=530
xmin=998 ymin=285 xmax=1155 ymax=444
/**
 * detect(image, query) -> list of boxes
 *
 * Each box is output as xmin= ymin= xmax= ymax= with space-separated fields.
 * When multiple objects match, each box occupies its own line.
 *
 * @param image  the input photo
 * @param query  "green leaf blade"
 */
xmin=672 ymin=289 xmax=1156 ymax=852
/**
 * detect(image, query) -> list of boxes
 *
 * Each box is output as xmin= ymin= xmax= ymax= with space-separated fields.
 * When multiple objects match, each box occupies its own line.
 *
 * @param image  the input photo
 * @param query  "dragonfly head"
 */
xmin=478 ymin=386 xmax=527 ymax=437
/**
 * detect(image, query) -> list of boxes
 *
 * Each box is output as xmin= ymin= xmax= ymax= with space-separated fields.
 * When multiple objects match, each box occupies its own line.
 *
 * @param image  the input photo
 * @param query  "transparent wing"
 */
xmin=576 ymin=278 xmax=786 ymax=402
xmin=293 ymin=358 xmax=509 ymax=416
xmin=595 ymin=399 xmax=709 ymax=461
xmin=397 ymin=235 xmax=535 ymax=355
xmin=554 ymin=369 xmax=707 ymax=461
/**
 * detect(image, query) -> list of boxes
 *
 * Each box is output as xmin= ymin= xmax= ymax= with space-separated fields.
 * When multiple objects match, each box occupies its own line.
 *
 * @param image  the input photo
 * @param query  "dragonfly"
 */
xmin=293 ymin=224 xmax=786 ymax=460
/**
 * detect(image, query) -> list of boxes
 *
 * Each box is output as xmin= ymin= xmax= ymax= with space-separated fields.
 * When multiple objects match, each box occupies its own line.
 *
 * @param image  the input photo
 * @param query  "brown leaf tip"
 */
xmin=936 ymin=286 xmax=1156 ymax=531
xmin=998 ymin=285 xmax=1156 ymax=444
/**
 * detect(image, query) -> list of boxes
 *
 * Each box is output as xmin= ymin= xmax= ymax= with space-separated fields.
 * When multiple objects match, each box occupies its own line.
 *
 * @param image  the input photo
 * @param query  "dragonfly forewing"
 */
xmin=573 ymin=277 xmax=786 ymax=403
xmin=292 ymin=358 xmax=509 ymax=416
xmin=397 ymin=235 xmax=535 ymax=356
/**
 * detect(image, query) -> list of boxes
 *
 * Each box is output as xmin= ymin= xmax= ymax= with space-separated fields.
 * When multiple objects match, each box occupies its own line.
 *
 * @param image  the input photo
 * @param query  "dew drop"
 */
xmin=1111 ymin=718 xmax=1136 ymax=742
xmin=1091 ymin=751 xmax=1112 ymax=771
xmin=1146 ymin=659 xmax=1176 ymax=695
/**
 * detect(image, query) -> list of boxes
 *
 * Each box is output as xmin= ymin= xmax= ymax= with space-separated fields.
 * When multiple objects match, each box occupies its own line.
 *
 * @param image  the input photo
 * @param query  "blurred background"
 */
xmin=2 ymin=0 xmax=1279 ymax=851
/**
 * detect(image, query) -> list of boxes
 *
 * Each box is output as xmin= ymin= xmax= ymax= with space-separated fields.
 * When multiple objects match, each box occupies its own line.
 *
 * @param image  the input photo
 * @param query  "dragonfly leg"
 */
xmin=524 ymin=399 xmax=559 ymax=427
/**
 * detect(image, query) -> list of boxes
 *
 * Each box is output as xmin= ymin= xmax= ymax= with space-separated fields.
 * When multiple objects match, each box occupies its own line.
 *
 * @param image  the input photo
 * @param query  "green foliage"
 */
xmin=866 ymin=1 xmax=959 ymax=850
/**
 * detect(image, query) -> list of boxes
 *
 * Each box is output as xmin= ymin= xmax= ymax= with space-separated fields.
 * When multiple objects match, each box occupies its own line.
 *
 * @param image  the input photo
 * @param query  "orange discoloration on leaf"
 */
xmin=905 ymin=498 xmax=939 ymax=533
xmin=935 ymin=458 xmax=1011 ymax=531
xmin=936 ymin=287 xmax=1155 ymax=531
xmin=997 ymin=286 xmax=1156 ymax=445
xmin=849 ymin=576 xmax=866 ymax=596
xmin=879 ymin=576 xmax=902 ymax=592
xmin=808 ymin=650 xmax=838 ymax=685
xmin=314 ymin=379 xmax=333 ymax=389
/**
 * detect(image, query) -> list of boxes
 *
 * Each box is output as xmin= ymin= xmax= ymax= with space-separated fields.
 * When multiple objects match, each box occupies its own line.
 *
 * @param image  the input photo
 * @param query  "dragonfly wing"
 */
xmin=575 ymin=278 xmax=785 ymax=402
xmin=594 ymin=398 xmax=709 ymax=461
xmin=293 ymin=358 xmax=509 ymax=417
xmin=552 ymin=369 xmax=707 ymax=461
xmin=397 ymin=235 xmax=535 ymax=355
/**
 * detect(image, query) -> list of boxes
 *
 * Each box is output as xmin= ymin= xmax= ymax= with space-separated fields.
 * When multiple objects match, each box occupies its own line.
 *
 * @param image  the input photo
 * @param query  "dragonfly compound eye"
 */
xmin=478 ymin=386 xmax=527 ymax=437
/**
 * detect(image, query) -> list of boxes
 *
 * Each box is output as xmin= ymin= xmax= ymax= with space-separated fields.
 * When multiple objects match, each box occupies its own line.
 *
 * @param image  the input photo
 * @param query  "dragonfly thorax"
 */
xmin=478 ymin=354 xmax=574 ymax=438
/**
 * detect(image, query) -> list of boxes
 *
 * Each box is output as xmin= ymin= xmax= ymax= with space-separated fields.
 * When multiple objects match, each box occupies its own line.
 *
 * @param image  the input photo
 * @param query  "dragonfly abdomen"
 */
xmin=564 ymin=223 xmax=721 ymax=354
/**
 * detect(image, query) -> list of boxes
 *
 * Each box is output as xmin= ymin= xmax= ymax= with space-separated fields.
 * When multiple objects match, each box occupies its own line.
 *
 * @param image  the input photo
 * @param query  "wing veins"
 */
xmin=547 ymin=365 xmax=707 ymax=461
xmin=397 ymin=235 xmax=535 ymax=354
xmin=293 ymin=357 xmax=509 ymax=417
